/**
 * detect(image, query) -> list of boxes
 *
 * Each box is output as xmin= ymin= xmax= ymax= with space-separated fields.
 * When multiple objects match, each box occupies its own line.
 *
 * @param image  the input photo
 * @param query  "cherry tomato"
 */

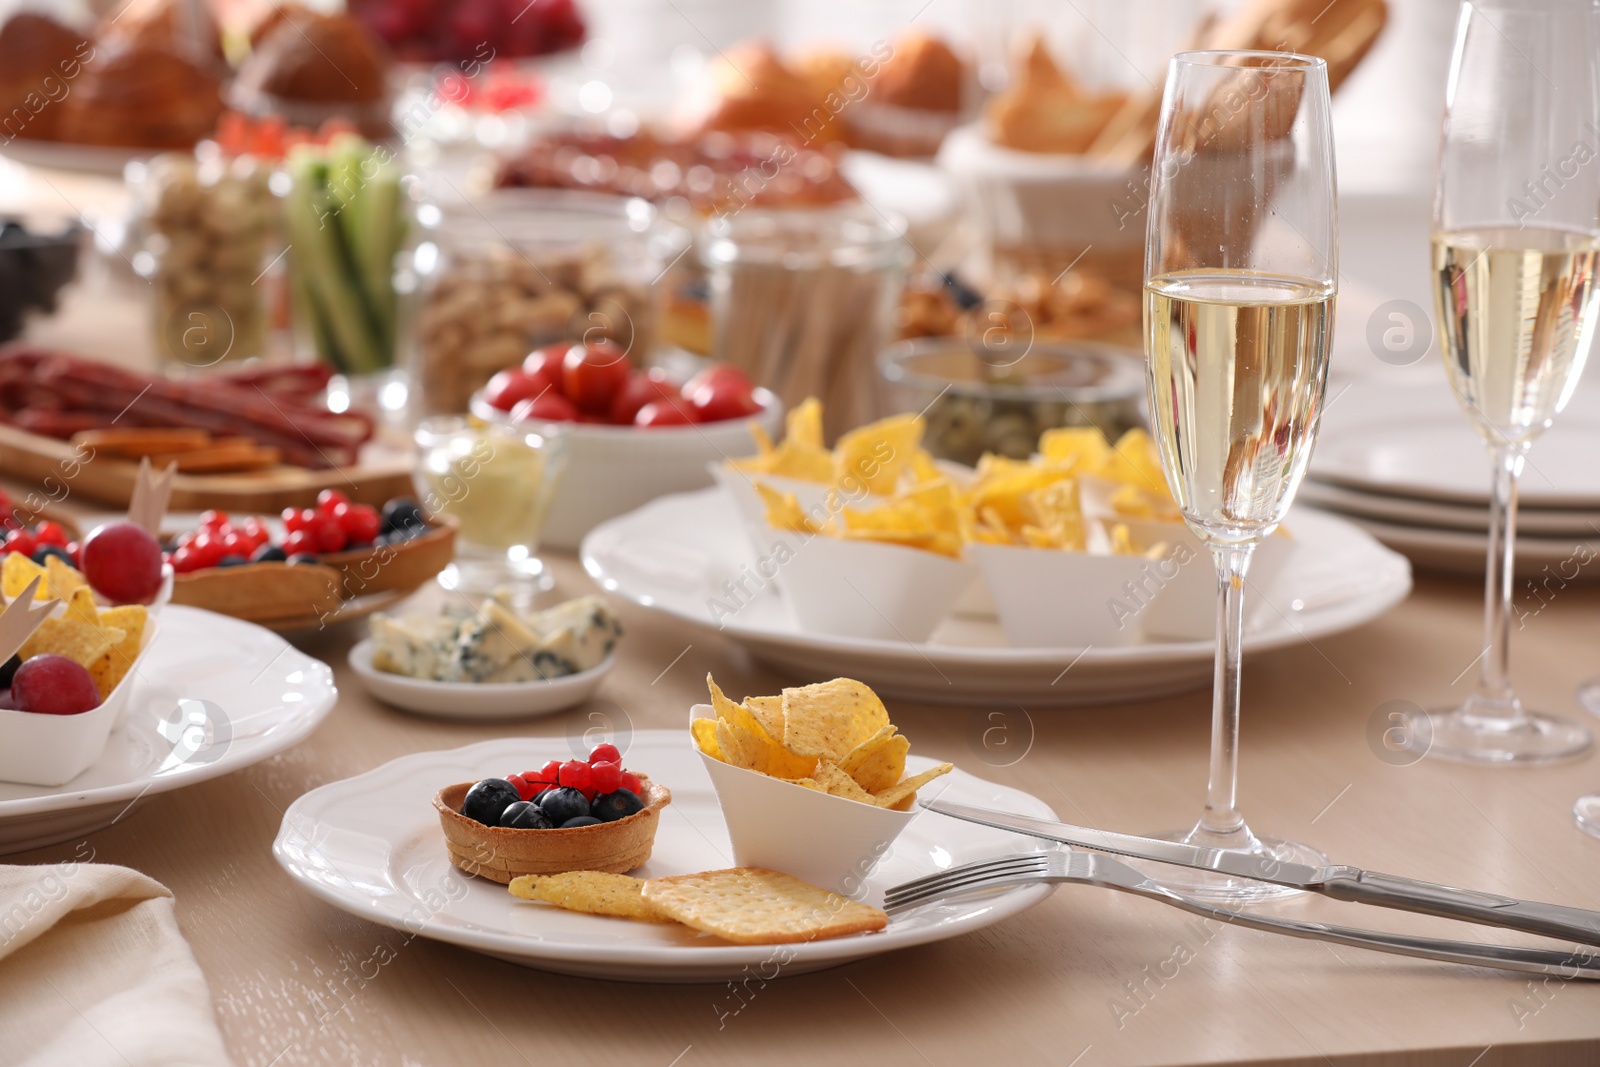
xmin=608 ymin=368 xmax=679 ymax=425
xmin=483 ymin=368 xmax=550 ymax=412
xmin=521 ymin=344 xmax=569 ymax=394
xmin=681 ymin=363 xmax=753 ymax=399
xmin=510 ymin=392 xmax=580 ymax=423
xmin=686 ymin=377 xmax=761 ymax=423
xmin=561 ymin=341 xmax=631 ymax=416
xmin=635 ymin=400 xmax=696 ymax=427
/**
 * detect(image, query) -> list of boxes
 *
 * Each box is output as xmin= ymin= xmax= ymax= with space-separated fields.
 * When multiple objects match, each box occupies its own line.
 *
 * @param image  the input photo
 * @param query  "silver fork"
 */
xmin=885 ymin=851 xmax=1600 ymax=980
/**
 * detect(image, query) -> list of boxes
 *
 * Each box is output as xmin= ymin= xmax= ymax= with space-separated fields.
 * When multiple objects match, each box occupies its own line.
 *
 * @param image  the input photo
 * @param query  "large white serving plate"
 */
xmin=581 ymin=489 xmax=1412 ymax=707
xmin=273 ymin=732 xmax=1056 ymax=983
xmin=1325 ymin=513 xmax=1600 ymax=578
xmin=1310 ymin=380 xmax=1600 ymax=508
xmin=0 ymin=139 xmax=152 ymax=176
xmin=0 ymin=605 xmax=336 ymax=854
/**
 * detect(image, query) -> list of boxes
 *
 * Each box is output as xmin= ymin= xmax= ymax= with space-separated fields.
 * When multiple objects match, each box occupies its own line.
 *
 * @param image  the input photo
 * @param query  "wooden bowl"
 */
xmin=433 ymin=778 xmax=671 ymax=883
xmin=169 ymin=515 xmax=457 ymax=626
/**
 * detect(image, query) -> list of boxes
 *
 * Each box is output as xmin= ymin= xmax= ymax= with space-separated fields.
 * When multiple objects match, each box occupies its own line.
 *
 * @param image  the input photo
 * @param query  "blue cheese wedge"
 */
xmin=369 ymin=593 xmax=623 ymax=684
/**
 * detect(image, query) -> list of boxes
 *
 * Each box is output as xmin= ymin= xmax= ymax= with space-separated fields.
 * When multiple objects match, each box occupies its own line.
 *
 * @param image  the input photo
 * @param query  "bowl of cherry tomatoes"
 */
xmin=471 ymin=341 xmax=783 ymax=549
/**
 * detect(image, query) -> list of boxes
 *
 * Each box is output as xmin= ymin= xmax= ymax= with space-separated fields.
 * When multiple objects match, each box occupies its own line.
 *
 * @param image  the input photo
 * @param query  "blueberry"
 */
xmin=285 ymin=553 xmax=320 ymax=565
xmin=461 ymin=778 xmax=522 ymax=826
xmin=0 ymin=653 xmax=18 ymax=688
xmin=499 ymin=801 xmax=554 ymax=829
xmin=561 ymin=816 xmax=602 ymax=828
xmin=30 ymin=545 xmax=73 ymax=568
xmin=537 ymin=786 xmax=589 ymax=825
xmin=591 ymin=789 xmax=644 ymax=822
xmin=218 ymin=554 xmax=249 ymax=567
xmin=345 ymin=540 xmax=373 ymax=552
xmin=380 ymin=498 xmax=425 ymax=536
xmin=251 ymin=543 xmax=287 ymax=563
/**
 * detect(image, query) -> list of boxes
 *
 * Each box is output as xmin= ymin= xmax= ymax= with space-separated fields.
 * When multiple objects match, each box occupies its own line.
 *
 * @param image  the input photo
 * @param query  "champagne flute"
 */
xmin=1143 ymin=50 xmax=1336 ymax=901
xmin=1423 ymin=0 xmax=1600 ymax=765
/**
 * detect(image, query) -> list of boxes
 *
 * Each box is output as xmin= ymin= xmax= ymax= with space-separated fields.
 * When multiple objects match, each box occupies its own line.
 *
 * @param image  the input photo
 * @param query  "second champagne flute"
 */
xmin=1423 ymin=0 xmax=1600 ymax=765
xmin=1144 ymin=51 xmax=1336 ymax=901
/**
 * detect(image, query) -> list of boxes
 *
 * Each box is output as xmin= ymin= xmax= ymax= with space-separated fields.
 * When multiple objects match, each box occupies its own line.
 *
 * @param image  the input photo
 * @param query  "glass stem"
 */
xmin=1197 ymin=540 xmax=1258 ymax=843
xmin=1475 ymin=444 xmax=1526 ymax=717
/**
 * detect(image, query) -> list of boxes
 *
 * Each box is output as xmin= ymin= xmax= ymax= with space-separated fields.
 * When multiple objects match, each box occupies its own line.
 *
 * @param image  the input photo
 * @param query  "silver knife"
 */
xmin=922 ymin=797 xmax=1600 ymax=948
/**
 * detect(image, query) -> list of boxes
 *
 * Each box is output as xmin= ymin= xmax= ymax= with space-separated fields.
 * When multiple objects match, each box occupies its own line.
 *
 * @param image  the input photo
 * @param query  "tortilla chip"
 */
xmin=872 ymin=763 xmax=954 ymax=808
xmin=780 ymin=678 xmax=891 ymax=761
xmin=848 ymin=733 xmax=910 ymax=794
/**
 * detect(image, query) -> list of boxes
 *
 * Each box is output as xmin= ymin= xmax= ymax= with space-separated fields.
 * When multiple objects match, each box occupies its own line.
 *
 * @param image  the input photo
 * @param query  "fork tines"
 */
xmin=884 ymin=853 xmax=1052 ymax=912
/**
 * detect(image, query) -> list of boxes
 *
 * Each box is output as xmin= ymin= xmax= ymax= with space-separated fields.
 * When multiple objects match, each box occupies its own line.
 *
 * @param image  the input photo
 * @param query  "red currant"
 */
xmin=317 ymin=489 xmax=350 ymax=513
xmin=282 ymin=507 xmax=315 ymax=534
xmin=171 ymin=547 xmax=203 ymax=575
xmin=188 ymin=533 xmax=225 ymax=569
xmin=588 ymin=743 xmax=622 ymax=765
xmin=338 ymin=503 xmax=381 ymax=545
xmin=239 ymin=516 xmax=271 ymax=548
xmin=199 ymin=509 xmax=230 ymax=530
xmin=589 ymin=760 xmax=622 ymax=794
xmin=618 ymin=771 xmax=643 ymax=796
xmin=4 ymin=529 xmax=36 ymax=557
xmin=281 ymin=530 xmax=317 ymax=557
xmin=311 ymin=512 xmax=346 ymax=553
xmin=557 ymin=760 xmax=592 ymax=796
xmin=539 ymin=759 xmax=563 ymax=782
xmin=507 ymin=773 xmax=539 ymax=801
xmin=220 ymin=530 xmax=252 ymax=557
xmin=65 ymin=541 xmax=81 ymax=566
xmin=33 ymin=521 xmax=67 ymax=547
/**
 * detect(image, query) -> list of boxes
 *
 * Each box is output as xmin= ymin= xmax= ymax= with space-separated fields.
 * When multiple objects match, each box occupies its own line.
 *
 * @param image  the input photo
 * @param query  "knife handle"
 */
xmin=1322 ymin=869 xmax=1600 ymax=950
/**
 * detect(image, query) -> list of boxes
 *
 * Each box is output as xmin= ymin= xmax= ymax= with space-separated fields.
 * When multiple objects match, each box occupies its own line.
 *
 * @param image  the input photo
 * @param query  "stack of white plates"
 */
xmin=1302 ymin=378 xmax=1600 ymax=576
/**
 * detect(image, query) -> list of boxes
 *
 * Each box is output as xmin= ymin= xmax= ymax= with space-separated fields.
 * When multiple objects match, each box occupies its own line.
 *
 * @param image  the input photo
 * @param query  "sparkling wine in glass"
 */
xmin=1422 ymin=0 xmax=1600 ymax=765
xmin=1143 ymin=50 xmax=1336 ymax=901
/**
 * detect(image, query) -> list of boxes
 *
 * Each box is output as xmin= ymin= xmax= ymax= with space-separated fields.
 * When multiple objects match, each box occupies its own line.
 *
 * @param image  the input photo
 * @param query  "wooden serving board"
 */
xmin=0 ymin=422 xmax=416 ymax=512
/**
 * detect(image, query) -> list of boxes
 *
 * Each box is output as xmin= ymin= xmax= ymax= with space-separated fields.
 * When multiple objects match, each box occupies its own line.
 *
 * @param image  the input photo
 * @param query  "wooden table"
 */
xmin=6 ymin=169 xmax=1600 ymax=1067
xmin=9 ymin=546 xmax=1600 ymax=1067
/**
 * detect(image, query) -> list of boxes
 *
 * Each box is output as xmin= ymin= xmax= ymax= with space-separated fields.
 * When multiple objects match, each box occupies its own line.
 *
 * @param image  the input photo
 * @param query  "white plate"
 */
xmin=273 ymin=732 xmax=1057 ymax=983
xmin=0 ymin=139 xmax=152 ymax=176
xmin=1311 ymin=380 xmax=1600 ymax=508
xmin=0 ymin=605 xmax=335 ymax=855
xmin=1323 ymin=514 xmax=1600 ymax=578
xmin=580 ymin=489 xmax=1413 ymax=707
xmin=1298 ymin=479 xmax=1600 ymax=538
xmin=348 ymin=639 xmax=615 ymax=720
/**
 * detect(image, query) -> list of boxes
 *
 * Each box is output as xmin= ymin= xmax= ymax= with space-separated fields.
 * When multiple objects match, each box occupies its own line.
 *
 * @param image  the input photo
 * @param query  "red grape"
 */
xmin=80 ymin=521 xmax=164 ymax=605
xmin=11 ymin=654 xmax=101 ymax=715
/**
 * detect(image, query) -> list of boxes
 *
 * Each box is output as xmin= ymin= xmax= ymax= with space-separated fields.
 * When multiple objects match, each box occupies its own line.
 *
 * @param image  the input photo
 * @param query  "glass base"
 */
xmin=1577 ymin=795 xmax=1600 ymax=840
xmin=437 ymin=556 xmax=554 ymax=601
xmin=1420 ymin=701 xmax=1592 ymax=766
xmin=1136 ymin=826 xmax=1327 ymax=904
xmin=1577 ymin=679 xmax=1600 ymax=718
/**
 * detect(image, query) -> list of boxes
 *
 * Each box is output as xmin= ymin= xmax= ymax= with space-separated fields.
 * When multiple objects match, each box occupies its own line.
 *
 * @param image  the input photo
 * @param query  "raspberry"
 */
xmin=588 ymin=743 xmax=621 ymax=765
xmin=590 ymin=760 xmax=621 ymax=794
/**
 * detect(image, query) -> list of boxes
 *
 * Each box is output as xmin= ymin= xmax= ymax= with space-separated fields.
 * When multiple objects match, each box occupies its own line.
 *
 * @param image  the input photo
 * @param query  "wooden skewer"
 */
xmin=0 ymin=576 xmax=60 ymax=666
xmin=127 ymin=457 xmax=178 ymax=538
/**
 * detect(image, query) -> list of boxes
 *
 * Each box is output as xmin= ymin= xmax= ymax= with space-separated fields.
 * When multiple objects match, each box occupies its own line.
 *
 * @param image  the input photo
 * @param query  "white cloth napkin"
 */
xmin=0 ymin=862 xmax=233 ymax=1067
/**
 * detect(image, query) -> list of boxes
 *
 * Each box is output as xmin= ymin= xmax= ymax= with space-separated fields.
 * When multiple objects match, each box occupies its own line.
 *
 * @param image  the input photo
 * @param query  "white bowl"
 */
xmin=0 ymin=619 xmax=158 ymax=787
xmin=347 ymin=638 xmax=615 ymax=720
xmin=690 ymin=703 xmax=915 ymax=897
xmin=472 ymin=389 xmax=784 ymax=551
xmin=748 ymin=521 xmax=976 ymax=643
xmin=971 ymin=542 xmax=1156 ymax=648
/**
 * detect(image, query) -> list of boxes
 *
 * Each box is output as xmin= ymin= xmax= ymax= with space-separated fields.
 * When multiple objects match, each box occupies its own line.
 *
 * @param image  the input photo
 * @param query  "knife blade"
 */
xmin=921 ymin=797 xmax=1600 ymax=948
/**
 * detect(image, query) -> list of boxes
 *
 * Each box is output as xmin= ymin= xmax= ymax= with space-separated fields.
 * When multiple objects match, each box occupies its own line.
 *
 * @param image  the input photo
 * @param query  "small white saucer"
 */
xmin=347 ymin=639 xmax=615 ymax=720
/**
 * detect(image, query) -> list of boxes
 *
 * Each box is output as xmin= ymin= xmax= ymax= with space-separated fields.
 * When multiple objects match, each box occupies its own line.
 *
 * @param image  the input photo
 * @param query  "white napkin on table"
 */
xmin=0 ymin=863 xmax=233 ymax=1067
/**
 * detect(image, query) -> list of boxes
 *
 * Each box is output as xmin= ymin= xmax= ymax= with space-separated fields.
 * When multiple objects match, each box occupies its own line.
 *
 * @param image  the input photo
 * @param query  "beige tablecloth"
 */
xmin=0 ymin=862 xmax=232 ymax=1067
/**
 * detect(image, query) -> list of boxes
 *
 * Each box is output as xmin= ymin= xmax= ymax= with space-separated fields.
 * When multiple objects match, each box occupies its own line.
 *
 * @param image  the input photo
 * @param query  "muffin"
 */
xmin=231 ymin=9 xmax=392 ymax=139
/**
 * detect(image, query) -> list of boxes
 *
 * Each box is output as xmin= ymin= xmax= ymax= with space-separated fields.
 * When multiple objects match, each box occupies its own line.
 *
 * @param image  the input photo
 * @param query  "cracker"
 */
xmin=508 ymin=871 xmax=672 ymax=922
xmin=641 ymin=867 xmax=888 ymax=944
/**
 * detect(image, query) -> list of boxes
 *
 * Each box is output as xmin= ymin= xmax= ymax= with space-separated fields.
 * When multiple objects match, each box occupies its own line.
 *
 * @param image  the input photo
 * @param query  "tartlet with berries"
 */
xmin=435 ymin=744 xmax=671 ymax=883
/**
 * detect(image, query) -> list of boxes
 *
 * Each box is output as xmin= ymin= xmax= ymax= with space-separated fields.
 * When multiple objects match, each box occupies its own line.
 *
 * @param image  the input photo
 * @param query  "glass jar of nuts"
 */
xmin=134 ymin=153 xmax=281 ymax=367
xmin=408 ymin=189 xmax=685 ymax=416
